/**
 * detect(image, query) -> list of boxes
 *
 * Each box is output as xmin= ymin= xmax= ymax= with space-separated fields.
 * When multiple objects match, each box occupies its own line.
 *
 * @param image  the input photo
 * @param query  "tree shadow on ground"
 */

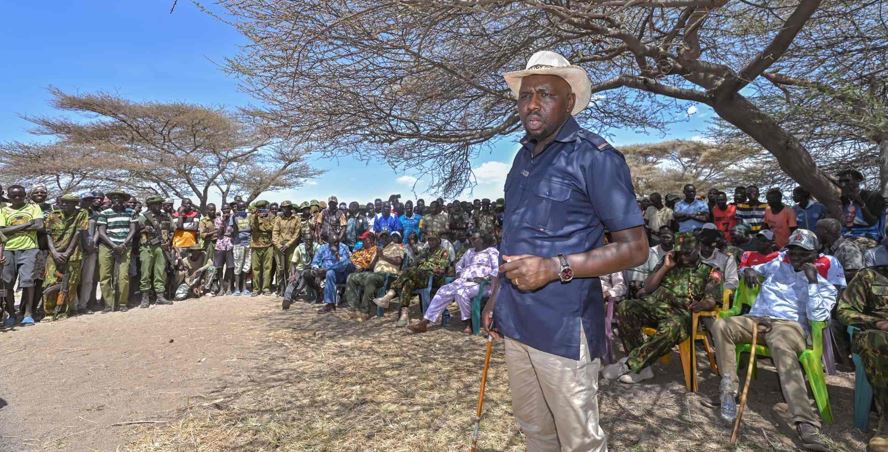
xmin=128 ymin=299 xmax=868 ymax=451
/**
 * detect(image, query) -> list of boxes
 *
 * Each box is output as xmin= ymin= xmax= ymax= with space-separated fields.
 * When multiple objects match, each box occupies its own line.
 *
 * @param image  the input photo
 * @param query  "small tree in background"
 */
xmin=0 ymin=89 xmax=320 ymax=206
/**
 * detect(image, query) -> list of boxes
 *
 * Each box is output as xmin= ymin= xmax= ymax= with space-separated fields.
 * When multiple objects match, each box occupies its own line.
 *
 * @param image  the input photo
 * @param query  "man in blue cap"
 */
xmin=482 ymin=50 xmax=648 ymax=451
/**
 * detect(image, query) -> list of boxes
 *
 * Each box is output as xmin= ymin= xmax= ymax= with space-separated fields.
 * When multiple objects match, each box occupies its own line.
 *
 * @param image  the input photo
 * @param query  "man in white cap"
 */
xmin=712 ymin=229 xmax=838 ymax=451
xmin=481 ymin=50 xmax=649 ymax=451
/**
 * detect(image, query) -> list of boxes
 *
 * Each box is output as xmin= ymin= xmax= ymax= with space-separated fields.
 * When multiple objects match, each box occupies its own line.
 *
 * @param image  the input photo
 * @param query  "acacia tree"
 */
xmin=2 ymin=89 xmax=319 ymax=206
xmin=214 ymin=0 xmax=884 ymax=216
xmin=621 ymin=140 xmax=763 ymax=196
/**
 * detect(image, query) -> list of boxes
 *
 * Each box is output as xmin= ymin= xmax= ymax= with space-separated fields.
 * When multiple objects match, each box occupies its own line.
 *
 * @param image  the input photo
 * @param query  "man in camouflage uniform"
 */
xmin=838 ymin=266 xmax=888 ymax=450
xmin=373 ymin=233 xmax=450 ymax=327
xmin=272 ymin=201 xmax=301 ymax=297
xmin=43 ymin=194 xmax=89 ymax=319
xmin=604 ymin=233 xmax=721 ymax=383
xmin=137 ymin=196 xmax=174 ymax=307
xmin=422 ymin=201 xmax=449 ymax=239
xmin=250 ymin=200 xmax=275 ymax=296
xmin=318 ymin=195 xmax=347 ymax=243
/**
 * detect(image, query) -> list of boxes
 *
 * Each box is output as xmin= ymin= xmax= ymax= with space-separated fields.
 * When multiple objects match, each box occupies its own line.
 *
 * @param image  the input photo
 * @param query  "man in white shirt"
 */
xmin=625 ymin=226 xmax=673 ymax=295
xmin=712 ymin=229 xmax=836 ymax=451
xmin=644 ymin=192 xmax=673 ymax=233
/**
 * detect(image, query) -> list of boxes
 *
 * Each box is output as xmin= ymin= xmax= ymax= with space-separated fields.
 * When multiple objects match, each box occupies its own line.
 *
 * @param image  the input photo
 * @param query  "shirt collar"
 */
xmin=519 ymin=116 xmax=581 ymax=148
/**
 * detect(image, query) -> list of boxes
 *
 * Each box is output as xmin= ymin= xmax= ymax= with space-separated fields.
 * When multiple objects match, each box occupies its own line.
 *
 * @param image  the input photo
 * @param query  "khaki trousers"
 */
xmin=504 ymin=326 xmax=607 ymax=452
xmin=711 ymin=316 xmax=820 ymax=426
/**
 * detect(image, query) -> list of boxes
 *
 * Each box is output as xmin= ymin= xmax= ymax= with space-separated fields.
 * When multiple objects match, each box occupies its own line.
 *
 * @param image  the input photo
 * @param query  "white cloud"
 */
xmin=303 ymin=179 xmax=319 ymax=186
xmin=686 ymin=105 xmax=698 ymax=116
xmin=396 ymin=175 xmax=418 ymax=186
xmin=473 ymin=161 xmax=511 ymax=185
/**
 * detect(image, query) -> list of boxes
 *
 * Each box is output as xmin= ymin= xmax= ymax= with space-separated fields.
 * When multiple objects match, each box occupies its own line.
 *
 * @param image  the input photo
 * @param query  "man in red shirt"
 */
xmin=711 ymin=191 xmax=736 ymax=243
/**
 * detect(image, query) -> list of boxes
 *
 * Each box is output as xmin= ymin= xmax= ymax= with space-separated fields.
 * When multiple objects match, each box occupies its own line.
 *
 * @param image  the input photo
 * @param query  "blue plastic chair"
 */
xmin=848 ymin=325 xmax=874 ymax=431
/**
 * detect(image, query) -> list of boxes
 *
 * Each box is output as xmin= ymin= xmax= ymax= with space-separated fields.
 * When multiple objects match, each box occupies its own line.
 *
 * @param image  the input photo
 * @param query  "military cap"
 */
xmin=164 ymin=198 xmax=175 ymax=204
xmin=482 ymin=198 xmax=491 ymax=203
xmin=319 ymin=200 xmax=327 ymax=209
xmin=145 ymin=195 xmax=164 ymax=205
xmin=300 ymin=201 xmax=310 ymax=210
xmin=254 ymin=200 xmax=270 ymax=208
xmin=80 ymin=192 xmax=96 ymax=200
xmin=280 ymin=200 xmax=293 ymax=208
xmin=90 ymin=190 xmax=104 ymax=199
xmin=106 ymin=189 xmax=129 ymax=199
xmin=673 ymin=232 xmax=699 ymax=254
xmin=309 ymin=199 xmax=320 ymax=208
xmin=59 ymin=193 xmax=80 ymax=203
xmin=495 ymin=198 xmax=505 ymax=207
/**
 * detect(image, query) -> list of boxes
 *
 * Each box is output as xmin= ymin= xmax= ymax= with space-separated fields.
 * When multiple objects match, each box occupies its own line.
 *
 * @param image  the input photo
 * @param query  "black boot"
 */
xmin=317 ymin=303 xmax=335 ymax=314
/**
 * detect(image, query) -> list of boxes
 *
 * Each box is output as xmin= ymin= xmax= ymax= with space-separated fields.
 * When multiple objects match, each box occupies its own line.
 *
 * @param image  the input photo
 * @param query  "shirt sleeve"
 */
xmin=584 ymin=148 xmax=645 ymax=232
xmin=826 ymin=255 xmax=847 ymax=288
xmin=751 ymin=256 xmax=780 ymax=278
xmin=723 ymin=256 xmax=739 ymax=290
xmin=787 ymin=208 xmax=798 ymax=228
xmin=836 ymin=270 xmax=883 ymax=329
xmin=806 ymin=277 xmax=837 ymax=322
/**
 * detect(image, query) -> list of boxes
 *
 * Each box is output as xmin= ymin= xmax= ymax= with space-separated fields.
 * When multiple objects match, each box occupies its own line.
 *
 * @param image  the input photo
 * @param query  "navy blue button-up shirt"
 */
xmin=494 ymin=117 xmax=644 ymax=360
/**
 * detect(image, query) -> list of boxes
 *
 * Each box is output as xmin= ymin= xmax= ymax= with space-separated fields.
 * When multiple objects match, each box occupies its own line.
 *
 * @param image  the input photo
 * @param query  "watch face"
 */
xmin=561 ymin=268 xmax=574 ymax=282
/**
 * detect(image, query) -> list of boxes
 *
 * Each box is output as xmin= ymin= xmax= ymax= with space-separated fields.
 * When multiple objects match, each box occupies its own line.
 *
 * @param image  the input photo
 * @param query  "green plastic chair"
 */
xmin=719 ymin=281 xmax=834 ymax=424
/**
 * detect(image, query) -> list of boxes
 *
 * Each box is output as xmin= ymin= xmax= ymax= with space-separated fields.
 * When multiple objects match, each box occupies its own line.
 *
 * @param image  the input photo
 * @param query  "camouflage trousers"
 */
xmin=617 ymin=292 xmax=690 ymax=372
xmin=853 ymin=328 xmax=888 ymax=429
xmin=43 ymin=258 xmax=82 ymax=316
xmin=390 ymin=268 xmax=441 ymax=308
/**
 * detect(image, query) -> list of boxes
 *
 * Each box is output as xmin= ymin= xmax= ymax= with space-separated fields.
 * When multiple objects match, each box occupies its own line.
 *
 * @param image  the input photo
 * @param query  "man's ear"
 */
xmin=566 ymin=92 xmax=576 ymax=114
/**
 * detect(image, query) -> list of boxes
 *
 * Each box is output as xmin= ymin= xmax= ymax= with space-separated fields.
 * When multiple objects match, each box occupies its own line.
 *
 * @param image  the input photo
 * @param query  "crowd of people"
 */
xmin=602 ymin=168 xmax=887 ymax=450
xmin=0 ymin=164 xmax=886 ymax=450
xmin=0 ymin=188 xmax=505 ymax=333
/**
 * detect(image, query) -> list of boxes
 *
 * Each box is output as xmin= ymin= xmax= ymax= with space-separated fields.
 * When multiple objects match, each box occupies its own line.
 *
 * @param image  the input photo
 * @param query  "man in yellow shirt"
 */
xmin=0 ymin=185 xmax=45 ymax=326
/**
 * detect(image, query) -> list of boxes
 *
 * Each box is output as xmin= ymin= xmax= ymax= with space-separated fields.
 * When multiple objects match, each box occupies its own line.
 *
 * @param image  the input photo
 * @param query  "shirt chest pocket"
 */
xmin=869 ymin=284 xmax=888 ymax=301
xmin=525 ymin=178 xmax=572 ymax=233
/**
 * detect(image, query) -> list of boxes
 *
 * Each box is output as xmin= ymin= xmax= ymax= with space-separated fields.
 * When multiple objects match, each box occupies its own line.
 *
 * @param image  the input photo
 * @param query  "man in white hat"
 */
xmin=482 ymin=50 xmax=649 ymax=451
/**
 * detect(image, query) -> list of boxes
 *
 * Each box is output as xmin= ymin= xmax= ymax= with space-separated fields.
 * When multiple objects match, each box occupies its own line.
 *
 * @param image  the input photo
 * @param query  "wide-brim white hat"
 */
xmin=503 ymin=50 xmax=592 ymax=116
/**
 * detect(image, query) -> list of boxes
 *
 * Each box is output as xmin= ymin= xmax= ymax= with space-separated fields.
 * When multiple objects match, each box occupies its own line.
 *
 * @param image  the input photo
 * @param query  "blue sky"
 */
xmin=1 ymin=1 xmax=712 ymax=204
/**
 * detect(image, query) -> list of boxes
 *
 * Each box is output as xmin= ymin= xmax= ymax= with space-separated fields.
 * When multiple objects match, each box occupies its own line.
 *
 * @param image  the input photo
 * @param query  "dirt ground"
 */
xmin=0 ymin=294 xmax=874 ymax=451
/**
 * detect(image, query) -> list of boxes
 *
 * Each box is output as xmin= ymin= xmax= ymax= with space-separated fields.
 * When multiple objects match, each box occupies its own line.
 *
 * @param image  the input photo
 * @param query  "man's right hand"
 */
xmin=743 ymin=268 xmax=762 ymax=287
xmin=662 ymin=251 xmax=676 ymax=270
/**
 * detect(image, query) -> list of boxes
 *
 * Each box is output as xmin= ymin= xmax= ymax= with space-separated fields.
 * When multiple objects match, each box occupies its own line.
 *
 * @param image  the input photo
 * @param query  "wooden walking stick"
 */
xmin=730 ymin=321 xmax=759 ymax=445
xmin=471 ymin=335 xmax=494 ymax=452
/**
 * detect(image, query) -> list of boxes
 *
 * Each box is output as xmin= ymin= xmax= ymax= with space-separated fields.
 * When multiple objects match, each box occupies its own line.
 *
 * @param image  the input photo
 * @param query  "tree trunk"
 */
xmin=710 ymin=93 xmax=842 ymax=218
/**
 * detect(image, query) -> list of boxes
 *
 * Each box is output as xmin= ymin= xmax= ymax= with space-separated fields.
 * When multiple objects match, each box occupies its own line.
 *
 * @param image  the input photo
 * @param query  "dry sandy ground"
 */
xmin=0 ymin=294 xmax=874 ymax=451
xmin=0 ymin=295 xmax=271 ymax=451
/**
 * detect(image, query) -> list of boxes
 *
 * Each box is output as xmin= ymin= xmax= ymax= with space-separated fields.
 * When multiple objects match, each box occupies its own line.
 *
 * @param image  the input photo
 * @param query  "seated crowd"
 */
xmin=604 ymin=169 xmax=887 ymax=451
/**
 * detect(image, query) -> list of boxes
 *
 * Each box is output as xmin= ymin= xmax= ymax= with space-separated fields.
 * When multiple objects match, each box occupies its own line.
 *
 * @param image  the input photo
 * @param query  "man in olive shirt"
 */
xmin=250 ymin=200 xmax=275 ymax=296
xmin=272 ymin=201 xmax=301 ymax=297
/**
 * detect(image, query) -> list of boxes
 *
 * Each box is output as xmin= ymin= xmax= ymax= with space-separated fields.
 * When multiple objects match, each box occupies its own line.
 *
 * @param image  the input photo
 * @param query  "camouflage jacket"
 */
xmin=838 ymin=266 xmax=888 ymax=329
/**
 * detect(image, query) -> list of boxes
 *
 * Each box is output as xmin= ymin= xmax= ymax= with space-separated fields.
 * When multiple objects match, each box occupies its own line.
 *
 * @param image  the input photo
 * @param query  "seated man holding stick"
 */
xmin=712 ymin=229 xmax=834 ymax=451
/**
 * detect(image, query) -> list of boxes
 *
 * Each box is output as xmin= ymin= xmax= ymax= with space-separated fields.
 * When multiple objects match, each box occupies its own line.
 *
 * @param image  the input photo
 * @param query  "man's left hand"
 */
xmin=500 ymin=255 xmax=559 ymax=292
xmin=874 ymin=320 xmax=888 ymax=331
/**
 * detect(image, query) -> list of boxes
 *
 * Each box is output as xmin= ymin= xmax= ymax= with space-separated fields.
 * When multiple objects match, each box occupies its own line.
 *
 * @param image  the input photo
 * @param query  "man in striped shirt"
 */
xmin=735 ymin=184 xmax=768 ymax=233
xmin=96 ymin=190 xmax=137 ymax=312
